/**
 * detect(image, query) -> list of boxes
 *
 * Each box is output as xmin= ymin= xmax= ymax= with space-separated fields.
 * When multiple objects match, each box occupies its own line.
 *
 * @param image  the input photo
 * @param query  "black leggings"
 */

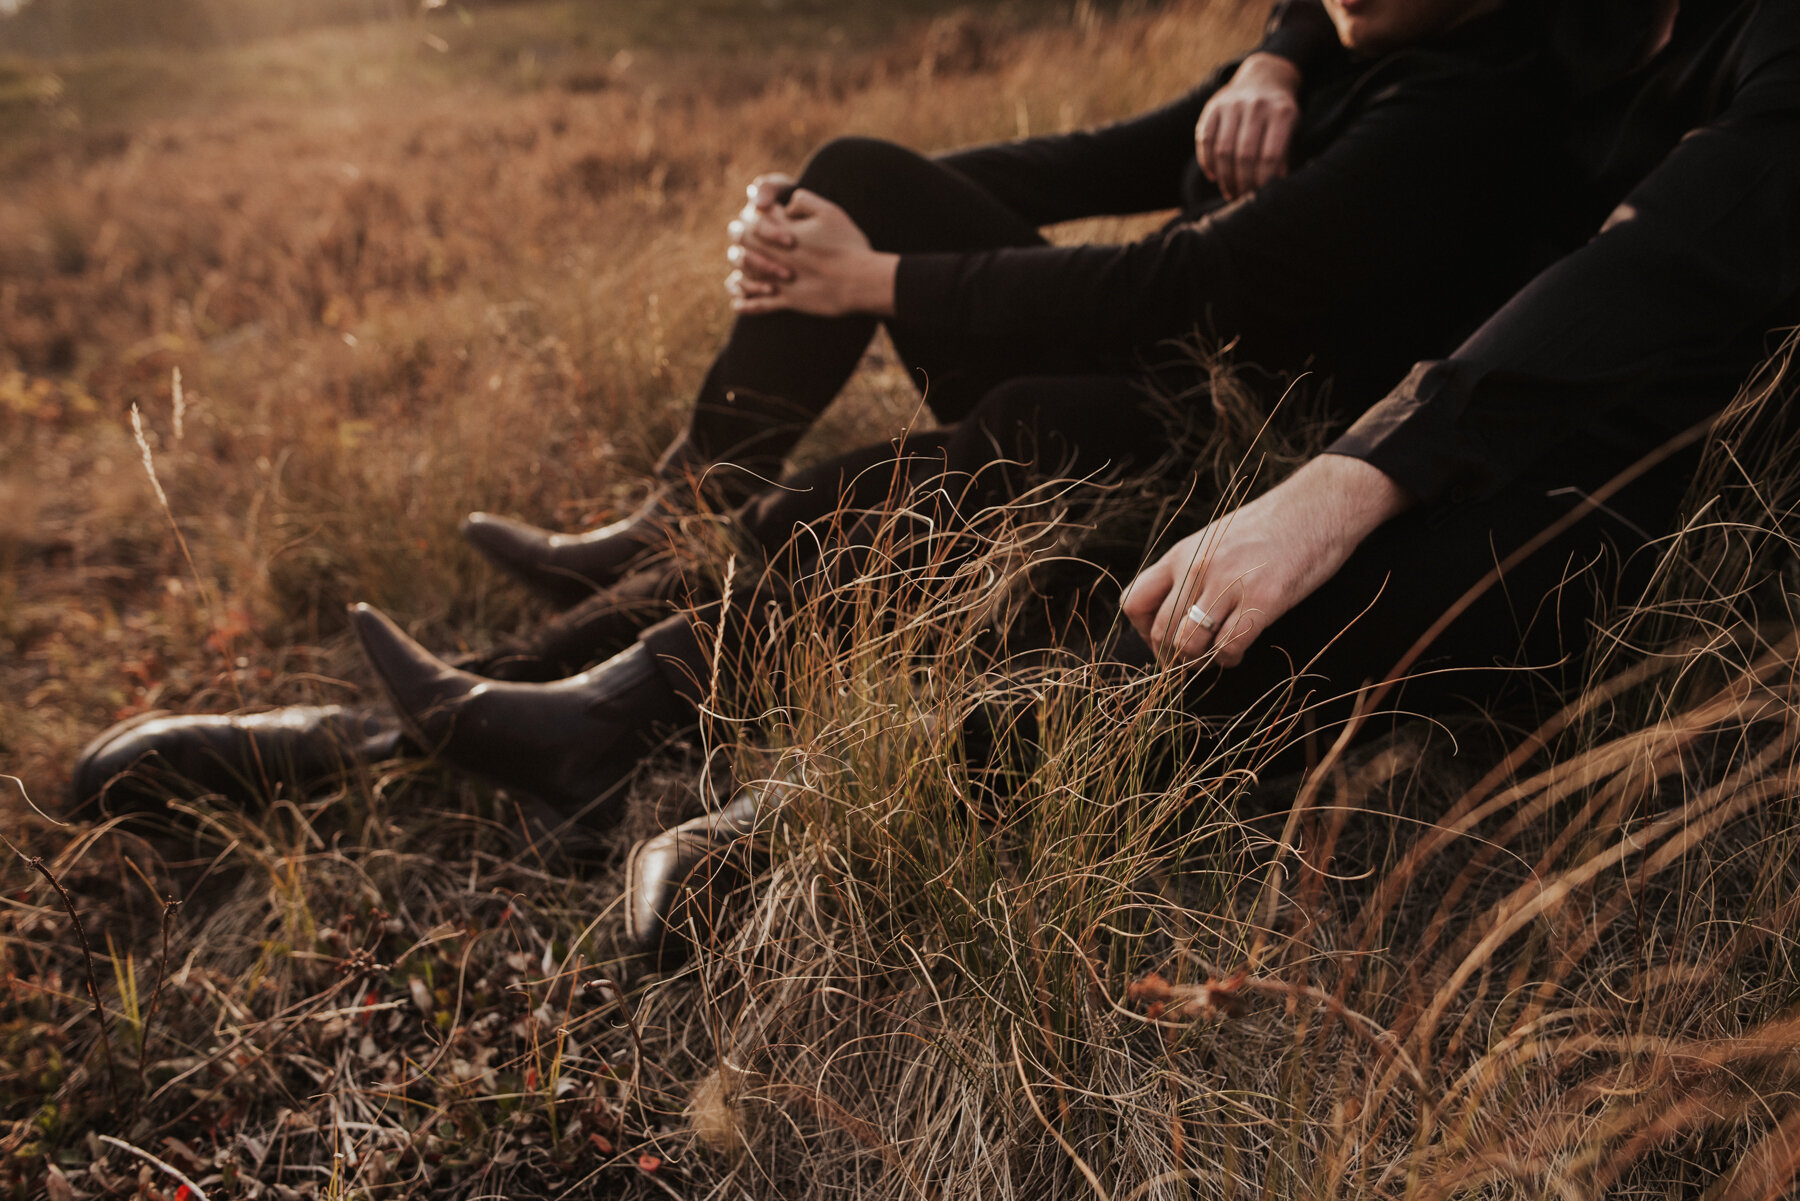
xmin=654 ymin=136 xmax=1145 ymax=504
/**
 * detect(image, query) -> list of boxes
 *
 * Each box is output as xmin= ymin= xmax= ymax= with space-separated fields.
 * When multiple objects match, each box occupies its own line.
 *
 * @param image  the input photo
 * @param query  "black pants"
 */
xmin=629 ymin=374 xmax=1694 ymax=765
xmin=490 ymin=131 xmax=1696 ymax=759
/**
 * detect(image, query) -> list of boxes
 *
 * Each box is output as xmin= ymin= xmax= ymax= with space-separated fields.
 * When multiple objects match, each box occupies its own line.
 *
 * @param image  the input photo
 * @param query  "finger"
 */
xmin=731 ymin=292 xmax=791 ymax=316
xmin=1210 ymin=605 xmax=1264 ymax=668
xmin=1169 ymin=594 xmax=1235 ymax=662
xmin=1120 ymin=557 xmax=1174 ymax=645
xmin=1212 ymin=106 xmax=1243 ymax=198
xmin=732 ymin=245 xmax=794 ymax=282
xmin=782 ymin=187 xmax=823 ymax=219
xmin=725 ymin=270 xmax=777 ymax=300
xmin=743 ymin=209 xmax=797 ymax=251
xmin=1233 ymin=108 xmax=1268 ymax=199
xmin=1148 ymin=556 xmax=1205 ymax=650
xmin=1253 ymin=105 xmax=1296 ymax=190
xmin=748 ymin=172 xmax=796 ymax=211
xmin=1194 ymin=105 xmax=1221 ymax=178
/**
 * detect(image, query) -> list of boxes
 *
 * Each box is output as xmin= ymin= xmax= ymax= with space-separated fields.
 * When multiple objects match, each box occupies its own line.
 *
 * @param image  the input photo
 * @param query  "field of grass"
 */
xmin=5 ymin=0 xmax=1800 ymax=1197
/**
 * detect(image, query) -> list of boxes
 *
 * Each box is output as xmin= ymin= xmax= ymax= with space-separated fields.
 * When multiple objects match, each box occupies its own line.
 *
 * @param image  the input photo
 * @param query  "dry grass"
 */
xmin=5 ymin=1 xmax=1800 ymax=1197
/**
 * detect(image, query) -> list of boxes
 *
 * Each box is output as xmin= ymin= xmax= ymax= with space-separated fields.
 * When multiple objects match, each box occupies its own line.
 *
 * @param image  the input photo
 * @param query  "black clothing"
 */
xmin=903 ymin=6 xmax=1553 ymax=412
xmin=1254 ymin=0 xmax=1800 ymax=504
xmin=660 ymin=138 xmax=1054 ymax=501
xmin=660 ymin=10 xmax=1553 ymax=499
xmin=636 ymin=373 xmax=1691 ymax=760
xmin=601 ymin=1 xmax=1568 ymax=710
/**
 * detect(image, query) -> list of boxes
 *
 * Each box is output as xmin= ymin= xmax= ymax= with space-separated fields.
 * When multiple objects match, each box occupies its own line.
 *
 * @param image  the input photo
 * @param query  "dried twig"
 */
xmin=136 ymin=895 xmax=182 ymax=1102
xmin=1 ymin=832 xmax=120 ymax=1107
xmin=97 ymin=1134 xmax=210 ymax=1201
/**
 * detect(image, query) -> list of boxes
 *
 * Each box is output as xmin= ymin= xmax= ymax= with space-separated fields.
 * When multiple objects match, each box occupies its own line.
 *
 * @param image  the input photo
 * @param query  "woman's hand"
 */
xmin=1195 ymin=51 xmax=1303 ymax=200
xmin=727 ymin=188 xmax=899 ymax=319
xmin=725 ymin=174 xmax=797 ymax=302
xmin=1121 ymin=455 xmax=1411 ymax=665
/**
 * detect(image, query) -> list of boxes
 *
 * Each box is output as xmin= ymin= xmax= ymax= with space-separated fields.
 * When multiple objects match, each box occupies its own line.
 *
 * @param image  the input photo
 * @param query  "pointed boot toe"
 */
xmin=346 ymin=603 xmax=484 ymax=749
xmin=461 ymin=500 xmax=674 ymax=604
xmin=68 ymin=705 xmax=406 ymax=817
xmin=349 ymin=603 xmax=685 ymax=831
xmin=624 ymin=788 xmax=768 ymax=967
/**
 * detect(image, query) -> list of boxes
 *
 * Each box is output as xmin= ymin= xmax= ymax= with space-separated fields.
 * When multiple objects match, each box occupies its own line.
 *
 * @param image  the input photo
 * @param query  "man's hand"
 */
xmin=1196 ymin=51 xmax=1302 ymax=200
xmin=726 ymin=189 xmax=899 ymax=319
xmin=1121 ymin=455 xmax=1411 ymax=665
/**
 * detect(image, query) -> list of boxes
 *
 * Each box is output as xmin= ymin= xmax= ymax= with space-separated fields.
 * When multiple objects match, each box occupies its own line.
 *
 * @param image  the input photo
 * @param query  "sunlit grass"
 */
xmin=4 ymin=0 xmax=1800 ymax=1196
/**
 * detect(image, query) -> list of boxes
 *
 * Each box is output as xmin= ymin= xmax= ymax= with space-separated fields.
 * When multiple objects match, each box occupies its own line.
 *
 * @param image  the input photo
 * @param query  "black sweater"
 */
xmin=886 ymin=8 xmax=1560 ymax=410
xmin=1257 ymin=0 xmax=1800 ymax=503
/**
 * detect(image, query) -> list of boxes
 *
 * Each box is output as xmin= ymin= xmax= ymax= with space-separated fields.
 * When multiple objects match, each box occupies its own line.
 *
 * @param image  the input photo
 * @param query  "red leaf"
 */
xmin=636 ymin=1154 xmax=662 ymax=1174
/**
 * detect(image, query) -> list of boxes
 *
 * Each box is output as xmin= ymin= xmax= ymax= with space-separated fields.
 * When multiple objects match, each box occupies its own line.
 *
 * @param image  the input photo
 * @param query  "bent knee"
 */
xmin=797 ymin=136 xmax=929 ymax=207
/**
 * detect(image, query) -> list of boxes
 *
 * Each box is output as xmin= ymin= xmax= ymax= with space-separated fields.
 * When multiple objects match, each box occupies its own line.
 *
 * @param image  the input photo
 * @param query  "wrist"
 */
xmin=1295 ymin=453 xmax=1412 ymax=541
xmin=1236 ymin=51 xmax=1302 ymax=91
xmin=858 ymin=252 xmax=900 ymax=317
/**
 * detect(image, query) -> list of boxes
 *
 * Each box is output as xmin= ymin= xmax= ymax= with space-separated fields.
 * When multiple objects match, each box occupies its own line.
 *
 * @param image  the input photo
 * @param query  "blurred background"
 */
xmin=0 ymin=0 xmax=1110 ymax=55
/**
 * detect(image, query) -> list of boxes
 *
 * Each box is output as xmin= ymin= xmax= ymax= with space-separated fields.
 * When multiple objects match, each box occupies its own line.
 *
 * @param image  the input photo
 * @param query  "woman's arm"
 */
xmin=934 ymin=1 xmax=1334 ymax=226
xmin=891 ymin=55 xmax=1548 ymax=351
xmin=930 ymin=78 xmax=1220 ymax=227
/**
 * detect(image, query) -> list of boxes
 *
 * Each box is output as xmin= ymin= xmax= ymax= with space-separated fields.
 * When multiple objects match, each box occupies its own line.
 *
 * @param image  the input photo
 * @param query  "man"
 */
xmin=455 ymin=0 xmax=1546 ymax=606
xmin=1127 ymin=0 xmax=1800 ymax=683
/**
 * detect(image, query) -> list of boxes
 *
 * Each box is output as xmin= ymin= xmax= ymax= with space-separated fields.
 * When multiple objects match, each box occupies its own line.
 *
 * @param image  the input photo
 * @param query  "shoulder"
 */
xmin=1339 ymin=16 xmax=1562 ymax=128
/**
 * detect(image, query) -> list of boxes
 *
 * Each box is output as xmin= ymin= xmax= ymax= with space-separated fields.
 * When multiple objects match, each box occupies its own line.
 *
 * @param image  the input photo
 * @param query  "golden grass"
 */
xmin=5 ymin=1 xmax=1800 ymax=1197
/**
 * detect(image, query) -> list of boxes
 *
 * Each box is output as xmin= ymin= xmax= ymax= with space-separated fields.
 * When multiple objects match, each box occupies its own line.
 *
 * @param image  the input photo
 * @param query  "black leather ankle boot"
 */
xmin=349 ymin=603 xmax=687 ymax=831
xmin=460 ymin=491 xmax=684 ymax=606
xmin=622 ymin=790 xmax=759 ymax=967
xmin=68 ymin=706 xmax=408 ymax=816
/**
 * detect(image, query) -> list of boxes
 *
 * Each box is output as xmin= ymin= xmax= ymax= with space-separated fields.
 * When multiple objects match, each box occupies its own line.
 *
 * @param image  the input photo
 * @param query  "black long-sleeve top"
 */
xmin=887 ymin=8 xmax=1561 ymax=410
xmin=1287 ymin=0 xmax=1800 ymax=503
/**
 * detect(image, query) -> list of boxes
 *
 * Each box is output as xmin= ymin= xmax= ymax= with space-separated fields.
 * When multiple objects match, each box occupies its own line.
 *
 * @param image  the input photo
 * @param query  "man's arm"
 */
xmin=1127 ymin=4 xmax=1800 ymax=664
xmin=1330 ymin=99 xmax=1800 ymax=505
xmin=1121 ymin=455 xmax=1411 ymax=665
xmin=1258 ymin=0 xmax=1338 ymax=78
xmin=1195 ymin=0 xmax=1333 ymax=197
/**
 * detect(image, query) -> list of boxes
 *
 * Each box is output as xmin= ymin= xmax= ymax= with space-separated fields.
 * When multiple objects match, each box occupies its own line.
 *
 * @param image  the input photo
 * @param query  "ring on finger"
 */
xmin=1186 ymin=602 xmax=1219 ymax=633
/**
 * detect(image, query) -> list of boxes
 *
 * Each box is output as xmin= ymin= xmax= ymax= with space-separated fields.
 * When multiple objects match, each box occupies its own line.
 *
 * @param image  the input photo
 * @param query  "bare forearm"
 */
xmin=852 ymin=252 xmax=900 ymax=318
xmin=1291 ymin=452 xmax=1413 ymax=544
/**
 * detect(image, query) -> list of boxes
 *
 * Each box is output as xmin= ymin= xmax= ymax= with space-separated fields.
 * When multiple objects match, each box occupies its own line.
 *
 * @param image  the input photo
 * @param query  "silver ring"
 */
xmin=1186 ymin=602 xmax=1219 ymax=632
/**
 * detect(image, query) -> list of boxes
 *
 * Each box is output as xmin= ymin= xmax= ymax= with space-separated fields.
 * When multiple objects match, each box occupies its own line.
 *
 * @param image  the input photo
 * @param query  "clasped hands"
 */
xmin=724 ymin=173 xmax=899 ymax=318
